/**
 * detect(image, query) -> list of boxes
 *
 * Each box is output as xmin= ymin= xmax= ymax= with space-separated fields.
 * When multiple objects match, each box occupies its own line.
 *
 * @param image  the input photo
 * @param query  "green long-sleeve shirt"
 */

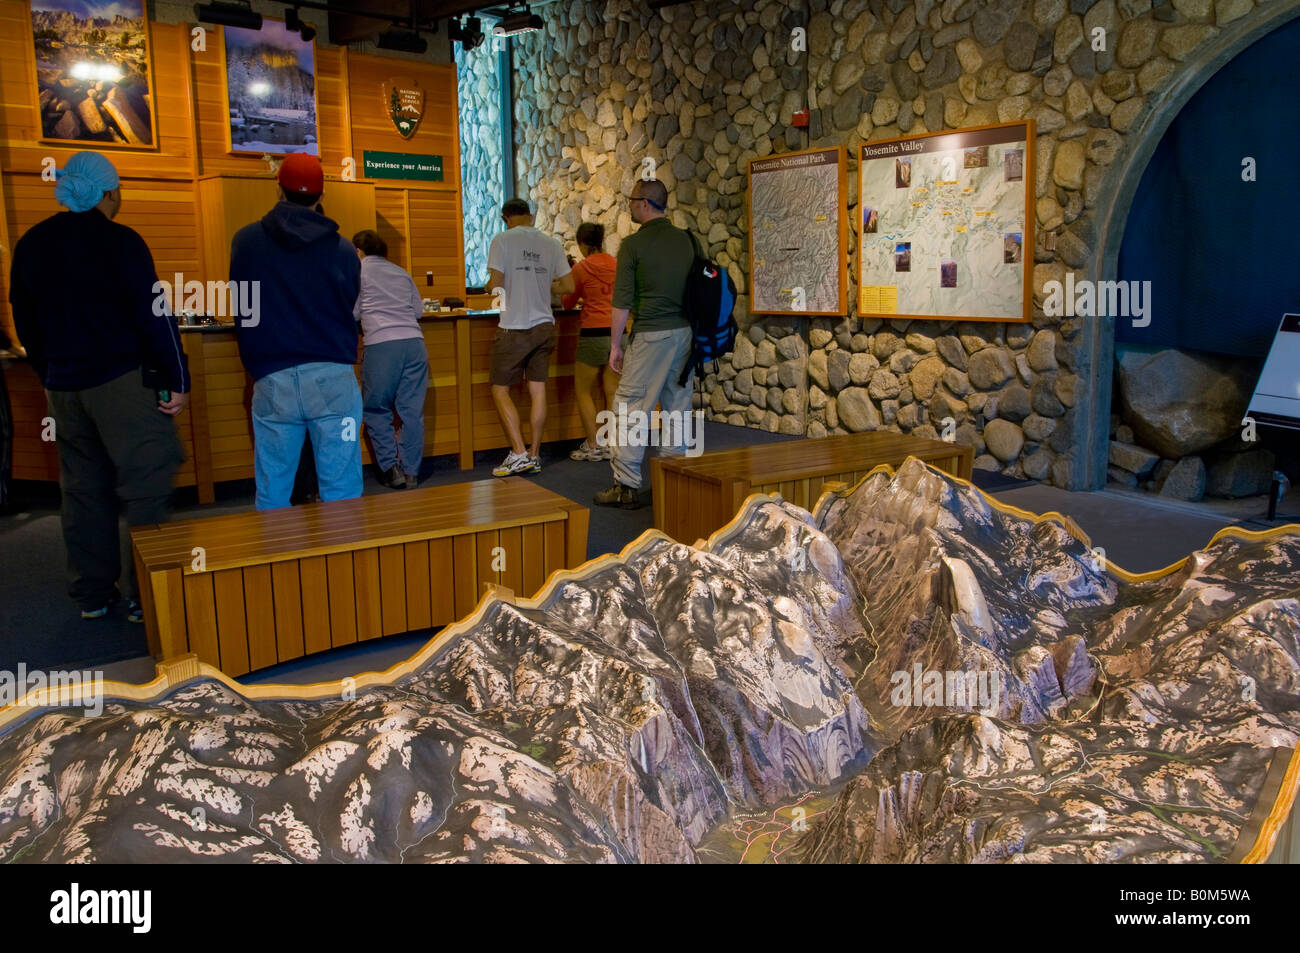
xmin=611 ymin=217 xmax=695 ymax=332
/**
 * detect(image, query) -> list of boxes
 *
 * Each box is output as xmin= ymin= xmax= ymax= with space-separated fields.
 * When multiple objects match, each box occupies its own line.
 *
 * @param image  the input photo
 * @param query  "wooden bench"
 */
xmin=130 ymin=478 xmax=589 ymax=676
xmin=649 ymin=432 xmax=974 ymax=544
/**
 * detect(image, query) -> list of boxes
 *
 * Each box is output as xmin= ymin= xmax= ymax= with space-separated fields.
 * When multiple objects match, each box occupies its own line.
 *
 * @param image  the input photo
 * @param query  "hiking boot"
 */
xmin=594 ymin=483 xmax=641 ymax=509
xmin=377 ymin=465 xmax=406 ymax=488
xmin=569 ymin=441 xmax=604 ymax=462
xmin=494 ymin=451 xmax=535 ymax=477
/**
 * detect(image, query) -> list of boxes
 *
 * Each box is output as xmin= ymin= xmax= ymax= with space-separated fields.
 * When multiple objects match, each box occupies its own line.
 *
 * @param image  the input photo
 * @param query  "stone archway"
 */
xmin=1077 ymin=0 xmax=1300 ymax=490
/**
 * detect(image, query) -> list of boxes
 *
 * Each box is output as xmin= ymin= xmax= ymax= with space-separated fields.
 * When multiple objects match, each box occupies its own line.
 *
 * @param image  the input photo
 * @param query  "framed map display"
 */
xmin=748 ymin=147 xmax=848 ymax=315
xmin=858 ymin=121 xmax=1033 ymax=322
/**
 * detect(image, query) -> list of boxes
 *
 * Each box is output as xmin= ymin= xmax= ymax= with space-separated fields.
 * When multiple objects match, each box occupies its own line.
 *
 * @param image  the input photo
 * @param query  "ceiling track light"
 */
xmin=493 ymin=7 xmax=542 ymax=37
xmin=449 ymin=15 xmax=485 ymax=51
xmin=194 ymin=1 xmax=262 ymax=30
xmin=376 ymin=27 xmax=428 ymax=54
xmin=284 ymin=7 xmax=316 ymax=42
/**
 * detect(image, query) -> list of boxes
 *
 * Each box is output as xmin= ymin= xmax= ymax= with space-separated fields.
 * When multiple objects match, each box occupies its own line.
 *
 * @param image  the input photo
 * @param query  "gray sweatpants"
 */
xmin=610 ymin=326 xmax=694 ymax=489
xmin=362 ymin=338 xmax=429 ymax=476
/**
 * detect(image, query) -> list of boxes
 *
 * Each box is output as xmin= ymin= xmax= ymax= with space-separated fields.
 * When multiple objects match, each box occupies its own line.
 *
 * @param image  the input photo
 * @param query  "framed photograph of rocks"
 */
xmin=747 ymin=147 xmax=848 ymax=316
xmin=222 ymin=19 xmax=319 ymax=156
xmin=28 ymin=0 xmax=158 ymax=148
xmin=858 ymin=121 xmax=1034 ymax=323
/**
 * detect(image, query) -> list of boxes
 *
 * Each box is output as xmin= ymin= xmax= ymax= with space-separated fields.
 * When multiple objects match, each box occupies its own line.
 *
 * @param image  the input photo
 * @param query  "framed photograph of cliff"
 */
xmin=28 ymin=0 xmax=158 ymax=148
xmin=857 ymin=121 xmax=1034 ymax=322
xmin=222 ymin=19 xmax=319 ymax=156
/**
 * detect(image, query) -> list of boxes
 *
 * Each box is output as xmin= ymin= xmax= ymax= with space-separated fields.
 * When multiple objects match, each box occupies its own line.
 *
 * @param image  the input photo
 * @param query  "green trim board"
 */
xmin=363 ymin=150 xmax=444 ymax=181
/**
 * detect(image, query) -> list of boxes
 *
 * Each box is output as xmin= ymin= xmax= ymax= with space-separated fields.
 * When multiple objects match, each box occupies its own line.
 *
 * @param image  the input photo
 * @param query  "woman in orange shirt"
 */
xmin=563 ymin=222 xmax=620 ymax=461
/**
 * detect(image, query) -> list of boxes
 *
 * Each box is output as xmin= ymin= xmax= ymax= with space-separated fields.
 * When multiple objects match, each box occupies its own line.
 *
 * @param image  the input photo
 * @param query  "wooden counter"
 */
xmin=4 ymin=309 xmax=589 ymax=503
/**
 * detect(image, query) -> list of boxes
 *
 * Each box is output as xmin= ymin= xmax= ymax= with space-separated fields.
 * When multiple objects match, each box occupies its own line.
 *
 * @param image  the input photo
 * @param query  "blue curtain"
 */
xmin=1117 ymin=16 xmax=1300 ymax=358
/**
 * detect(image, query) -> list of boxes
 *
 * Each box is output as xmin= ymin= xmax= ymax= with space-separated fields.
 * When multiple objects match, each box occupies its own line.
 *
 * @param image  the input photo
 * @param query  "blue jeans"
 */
xmin=251 ymin=362 xmax=363 ymax=510
xmin=362 ymin=338 xmax=429 ymax=476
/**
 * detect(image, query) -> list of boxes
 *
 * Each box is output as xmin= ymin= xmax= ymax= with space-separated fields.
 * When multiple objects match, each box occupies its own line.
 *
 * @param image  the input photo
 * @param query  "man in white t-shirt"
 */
xmin=485 ymin=198 xmax=573 ymax=477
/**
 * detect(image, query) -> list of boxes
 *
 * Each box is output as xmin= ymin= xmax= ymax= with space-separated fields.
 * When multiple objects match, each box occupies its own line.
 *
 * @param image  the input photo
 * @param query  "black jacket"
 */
xmin=230 ymin=201 xmax=360 ymax=382
xmin=8 ymin=208 xmax=189 ymax=393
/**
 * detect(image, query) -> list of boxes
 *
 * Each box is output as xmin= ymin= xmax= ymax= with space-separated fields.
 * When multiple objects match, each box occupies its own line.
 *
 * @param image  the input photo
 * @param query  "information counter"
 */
xmin=4 ymin=309 xmax=588 ymax=503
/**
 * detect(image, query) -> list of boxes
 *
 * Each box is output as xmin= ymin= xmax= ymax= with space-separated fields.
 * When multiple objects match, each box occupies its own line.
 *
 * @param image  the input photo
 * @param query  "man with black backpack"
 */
xmin=594 ymin=179 xmax=696 ymax=509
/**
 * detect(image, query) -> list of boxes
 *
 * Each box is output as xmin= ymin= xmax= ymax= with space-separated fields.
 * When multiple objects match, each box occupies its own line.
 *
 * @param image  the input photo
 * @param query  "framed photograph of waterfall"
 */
xmin=28 ymin=0 xmax=159 ymax=148
xmin=222 ymin=19 xmax=319 ymax=156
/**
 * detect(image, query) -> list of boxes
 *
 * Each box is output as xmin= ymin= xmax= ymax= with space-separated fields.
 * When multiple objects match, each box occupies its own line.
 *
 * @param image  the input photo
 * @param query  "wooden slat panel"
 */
xmin=498 ymin=526 xmax=522 ymax=595
xmin=354 ymin=548 xmax=382 ymax=641
xmin=212 ymin=568 xmax=250 ymax=677
xmin=243 ymin=565 xmax=278 ymax=672
xmin=299 ymin=555 xmax=332 ymax=657
xmin=326 ymin=552 xmax=358 ymax=647
xmin=543 ymin=521 xmax=566 ymax=578
xmin=270 ymin=561 xmax=305 ymax=663
xmin=563 ymin=505 xmax=589 ymax=569
xmin=378 ymin=544 xmax=407 ymax=636
xmin=521 ymin=523 xmax=545 ymax=597
xmin=475 ymin=530 xmax=498 ymax=593
xmin=452 ymin=535 xmax=476 ymax=618
xmin=404 ymin=541 xmax=431 ymax=631
xmin=150 ymin=569 xmax=188 ymax=659
xmin=429 ymin=537 xmax=456 ymax=627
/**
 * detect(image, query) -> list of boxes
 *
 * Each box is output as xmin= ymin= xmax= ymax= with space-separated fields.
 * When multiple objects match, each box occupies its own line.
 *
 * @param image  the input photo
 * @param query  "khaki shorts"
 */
xmin=490 ymin=322 xmax=556 ymax=386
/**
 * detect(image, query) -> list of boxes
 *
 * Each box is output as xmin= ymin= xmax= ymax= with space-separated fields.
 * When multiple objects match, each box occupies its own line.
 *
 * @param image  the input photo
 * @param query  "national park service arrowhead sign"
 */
xmin=383 ymin=76 xmax=425 ymax=139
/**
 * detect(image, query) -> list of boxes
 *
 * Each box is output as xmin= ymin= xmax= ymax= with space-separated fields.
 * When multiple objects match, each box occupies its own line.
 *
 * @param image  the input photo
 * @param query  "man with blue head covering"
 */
xmin=8 ymin=150 xmax=190 ymax=622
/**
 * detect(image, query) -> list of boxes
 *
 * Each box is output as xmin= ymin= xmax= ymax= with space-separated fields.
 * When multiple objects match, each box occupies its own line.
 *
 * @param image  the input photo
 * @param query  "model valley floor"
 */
xmin=1 ymin=459 xmax=1297 ymax=863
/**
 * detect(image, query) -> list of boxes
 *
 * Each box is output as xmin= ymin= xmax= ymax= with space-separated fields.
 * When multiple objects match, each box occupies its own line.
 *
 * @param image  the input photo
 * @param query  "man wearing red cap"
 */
xmin=229 ymin=152 xmax=363 ymax=510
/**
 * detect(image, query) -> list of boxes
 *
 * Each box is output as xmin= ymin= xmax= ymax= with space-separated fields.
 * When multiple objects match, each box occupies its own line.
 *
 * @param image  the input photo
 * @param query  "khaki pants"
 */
xmin=48 ymin=369 xmax=183 ymax=609
xmin=609 ymin=326 xmax=694 ymax=489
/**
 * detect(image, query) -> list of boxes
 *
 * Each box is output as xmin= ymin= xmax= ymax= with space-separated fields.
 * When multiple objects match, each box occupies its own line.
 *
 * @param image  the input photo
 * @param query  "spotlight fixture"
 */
xmin=376 ymin=28 xmax=428 ymax=54
xmin=284 ymin=7 xmax=316 ymax=42
xmin=194 ymin=0 xmax=262 ymax=30
xmin=449 ymin=16 xmax=486 ymax=51
xmin=493 ymin=8 xmax=542 ymax=36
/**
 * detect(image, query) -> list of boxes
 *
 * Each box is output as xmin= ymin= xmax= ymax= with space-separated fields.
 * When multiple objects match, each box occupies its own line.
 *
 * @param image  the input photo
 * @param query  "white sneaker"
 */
xmin=570 ymin=441 xmax=603 ymax=461
xmin=493 ymin=451 xmax=534 ymax=477
xmin=530 ymin=455 xmax=542 ymax=473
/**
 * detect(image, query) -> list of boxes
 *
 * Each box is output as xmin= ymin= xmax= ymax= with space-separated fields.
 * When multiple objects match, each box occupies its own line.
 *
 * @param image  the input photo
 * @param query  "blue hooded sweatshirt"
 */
xmin=230 ymin=201 xmax=361 ymax=382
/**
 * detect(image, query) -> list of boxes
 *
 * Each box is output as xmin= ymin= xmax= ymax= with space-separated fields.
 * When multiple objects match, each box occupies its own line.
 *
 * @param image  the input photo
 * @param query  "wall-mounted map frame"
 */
xmin=857 ymin=121 xmax=1034 ymax=323
xmin=747 ymin=146 xmax=848 ymax=316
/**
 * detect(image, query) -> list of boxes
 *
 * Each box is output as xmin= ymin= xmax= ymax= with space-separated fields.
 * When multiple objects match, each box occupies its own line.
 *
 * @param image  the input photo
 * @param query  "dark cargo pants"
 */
xmin=47 ymin=369 xmax=184 ymax=610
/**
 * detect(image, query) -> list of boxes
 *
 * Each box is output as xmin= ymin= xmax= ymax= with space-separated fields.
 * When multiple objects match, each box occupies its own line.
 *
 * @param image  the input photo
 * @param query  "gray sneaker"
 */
xmin=493 ymin=451 xmax=534 ymax=477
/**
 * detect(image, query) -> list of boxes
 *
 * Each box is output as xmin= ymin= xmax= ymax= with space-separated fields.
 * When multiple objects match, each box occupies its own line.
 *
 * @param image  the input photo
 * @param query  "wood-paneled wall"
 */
xmin=0 ymin=1 xmax=465 ymax=345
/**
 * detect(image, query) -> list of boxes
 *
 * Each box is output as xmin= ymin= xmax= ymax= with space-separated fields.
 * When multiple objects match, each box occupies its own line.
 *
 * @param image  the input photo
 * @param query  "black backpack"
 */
xmin=678 ymin=230 xmax=738 ymax=386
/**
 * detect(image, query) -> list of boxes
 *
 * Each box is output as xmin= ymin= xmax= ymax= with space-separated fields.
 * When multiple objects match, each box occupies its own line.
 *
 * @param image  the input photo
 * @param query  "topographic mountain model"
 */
xmin=0 ymin=459 xmax=1295 ymax=862
xmin=796 ymin=461 xmax=1300 ymax=862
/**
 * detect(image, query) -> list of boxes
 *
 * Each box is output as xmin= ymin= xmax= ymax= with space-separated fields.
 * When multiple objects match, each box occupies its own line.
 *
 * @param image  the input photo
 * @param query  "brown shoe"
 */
xmin=594 ymin=484 xmax=640 ymax=509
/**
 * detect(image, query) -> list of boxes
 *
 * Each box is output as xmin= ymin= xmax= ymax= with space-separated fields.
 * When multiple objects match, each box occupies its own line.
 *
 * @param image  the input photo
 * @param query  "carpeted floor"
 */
xmin=0 ymin=422 xmax=1284 ymax=684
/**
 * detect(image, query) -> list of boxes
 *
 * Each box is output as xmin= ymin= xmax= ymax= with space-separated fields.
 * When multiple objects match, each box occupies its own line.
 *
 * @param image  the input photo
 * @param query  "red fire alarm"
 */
xmin=792 ymin=108 xmax=810 ymax=128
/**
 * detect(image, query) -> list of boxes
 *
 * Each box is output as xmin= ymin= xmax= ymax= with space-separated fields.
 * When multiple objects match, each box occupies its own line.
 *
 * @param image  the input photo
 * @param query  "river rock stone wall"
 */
xmin=510 ymin=0 xmax=1273 ymax=488
xmin=458 ymin=36 xmax=505 ymax=288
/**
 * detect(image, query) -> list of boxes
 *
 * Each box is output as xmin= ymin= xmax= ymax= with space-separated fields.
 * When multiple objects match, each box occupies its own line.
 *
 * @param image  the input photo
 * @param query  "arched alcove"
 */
xmin=1077 ymin=0 xmax=1300 ymax=490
